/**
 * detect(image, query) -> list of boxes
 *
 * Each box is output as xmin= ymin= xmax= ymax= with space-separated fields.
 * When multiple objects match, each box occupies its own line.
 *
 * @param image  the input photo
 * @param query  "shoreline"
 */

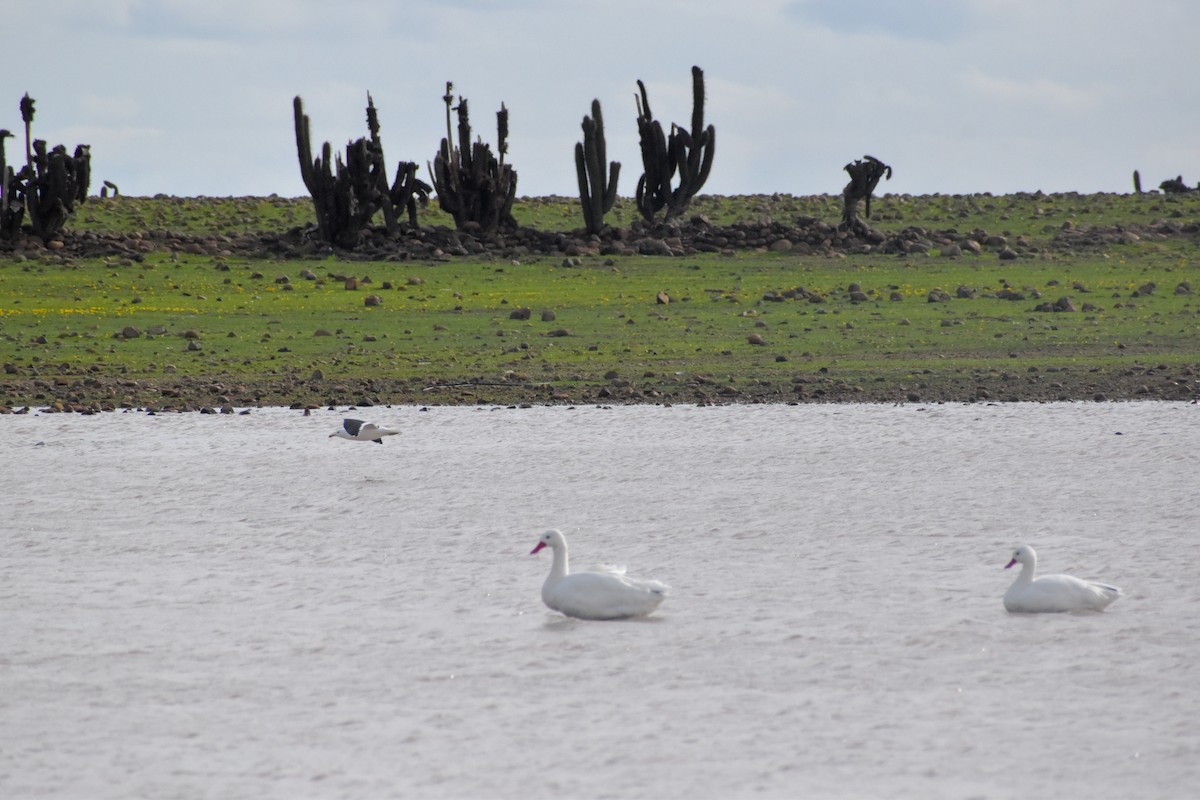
xmin=3 ymin=362 xmax=1195 ymax=414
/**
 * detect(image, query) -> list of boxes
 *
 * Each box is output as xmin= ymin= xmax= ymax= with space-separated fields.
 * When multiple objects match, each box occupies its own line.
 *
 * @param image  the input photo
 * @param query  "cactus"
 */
xmin=1159 ymin=175 xmax=1195 ymax=194
xmin=633 ymin=81 xmax=671 ymax=222
xmin=634 ymin=66 xmax=716 ymax=223
xmin=389 ymin=161 xmax=430 ymax=227
xmin=575 ymin=99 xmax=620 ymax=235
xmin=0 ymin=128 xmax=18 ymax=239
xmin=840 ymin=155 xmax=892 ymax=232
xmin=428 ymin=84 xmax=518 ymax=231
xmin=671 ymin=65 xmax=716 ymax=219
xmin=294 ymin=93 xmax=428 ymax=248
xmin=1 ymin=94 xmax=91 ymax=243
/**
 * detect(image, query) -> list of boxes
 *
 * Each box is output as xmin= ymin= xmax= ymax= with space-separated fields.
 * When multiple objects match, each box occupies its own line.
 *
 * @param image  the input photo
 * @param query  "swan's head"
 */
xmin=530 ymin=528 xmax=566 ymax=555
xmin=1005 ymin=544 xmax=1036 ymax=569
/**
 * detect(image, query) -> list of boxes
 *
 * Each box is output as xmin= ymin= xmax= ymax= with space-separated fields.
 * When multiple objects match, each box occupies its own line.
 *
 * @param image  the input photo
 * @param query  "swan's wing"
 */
xmin=1016 ymin=574 xmax=1120 ymax=612
xmin=550 ymin=571 xmax=667 ymax=620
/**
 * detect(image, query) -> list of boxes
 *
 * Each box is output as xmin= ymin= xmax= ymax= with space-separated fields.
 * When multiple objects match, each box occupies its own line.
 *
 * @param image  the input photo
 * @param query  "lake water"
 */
xmin=2 ymin=402 xmax=1198 ymax=799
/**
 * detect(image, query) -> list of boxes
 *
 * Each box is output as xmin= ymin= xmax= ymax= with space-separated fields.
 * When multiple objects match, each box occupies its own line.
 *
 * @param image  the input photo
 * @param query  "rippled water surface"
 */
xmin=3 ymin=402 xmax=1199 ymax=799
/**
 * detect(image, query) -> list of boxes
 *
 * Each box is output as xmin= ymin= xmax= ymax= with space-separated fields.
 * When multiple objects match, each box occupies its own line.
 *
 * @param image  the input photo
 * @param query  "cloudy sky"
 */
xmin=6 ymin=0 xmax=1198 ymax=199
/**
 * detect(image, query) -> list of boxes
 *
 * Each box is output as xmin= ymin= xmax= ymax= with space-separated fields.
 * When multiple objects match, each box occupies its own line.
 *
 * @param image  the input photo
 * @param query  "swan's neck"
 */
xmin=545 ymin=544 xmax=569 ymax=586
xmin=1012 ymin=560 xmax=1035 ymax=586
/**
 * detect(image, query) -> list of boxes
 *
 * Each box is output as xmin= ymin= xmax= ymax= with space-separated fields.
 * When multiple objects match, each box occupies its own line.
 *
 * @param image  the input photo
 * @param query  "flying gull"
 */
xmin=330 ymin=418 xmax=400 ymax=444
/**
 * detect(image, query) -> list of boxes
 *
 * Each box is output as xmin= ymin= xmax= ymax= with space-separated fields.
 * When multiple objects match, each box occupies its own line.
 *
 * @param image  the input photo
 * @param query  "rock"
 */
xmin=364 ymin=294 xmax=383 ymax=307
xmin=747 ymin=333 xmax=766 ymax=345
xmin=1132 ymin=282 xmax=1156 ymax=297
xmin=509 ymin=307 xmax=532 ymax=320
xmin=344 ymin=277 xmax=359 ymax=290
xmin=637 ymin=238 xmax=673 ymax=256
xmin=186 ymin=339 xmax=202 ymax=351
xmin=940 ymin=244 xmax=962 ymax=257
xmin=540 ymin=309 xmax=556 ymax=322
xmin=545 ymin=328 xmax=571 ymax=337
xmin=998 ymin=247 xmax=1019 ymax=260
xmin=121 ymin=326 xmax=141 ymax=339
xmin=656 ymin=291 xmax=670 ymax=305
xmin=1176 ymin=282 xmax=1192 ymax=295
xmin=314 ymin=329 xmax=333 ymax=337
xmin=768 ymin=238 xmax=793 ymax=252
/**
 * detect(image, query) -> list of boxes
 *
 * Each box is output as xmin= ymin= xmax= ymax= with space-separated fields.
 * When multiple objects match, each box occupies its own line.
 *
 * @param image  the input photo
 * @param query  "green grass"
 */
xmin=2 ymin=192 xmax=1198 ymax=407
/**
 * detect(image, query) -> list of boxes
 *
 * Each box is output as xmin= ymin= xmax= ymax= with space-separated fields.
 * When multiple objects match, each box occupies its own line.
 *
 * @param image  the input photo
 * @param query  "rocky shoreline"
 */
xmin=2 ymin=359 xmax=1196 ymax=415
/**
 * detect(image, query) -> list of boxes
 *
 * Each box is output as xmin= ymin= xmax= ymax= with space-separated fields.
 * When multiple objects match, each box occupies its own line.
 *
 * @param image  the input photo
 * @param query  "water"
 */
xmin=2 ymin=402 xmax=1198 ymax=799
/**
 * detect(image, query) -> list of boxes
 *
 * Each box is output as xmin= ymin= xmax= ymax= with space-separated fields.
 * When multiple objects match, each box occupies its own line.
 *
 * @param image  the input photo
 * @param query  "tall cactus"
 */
xmin=671 ymin=65 xmax=715 ymax=219
xmin=634 ymin=81 xmax=671 ymax=222
xmin=0 ymin=128 xmax=17 ymax=239
xmin=293 ymin=95 xmax=342 ymax=245
xmin=428 ymin=83 xmax=518 ymax=231
xmin=634 ymin=66 xmax=716 ymax=223
xmin=575 ymin=99 xmax=620 ymax=235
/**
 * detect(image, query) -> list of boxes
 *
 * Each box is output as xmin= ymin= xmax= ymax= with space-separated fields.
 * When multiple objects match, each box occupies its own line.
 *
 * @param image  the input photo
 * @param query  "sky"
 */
xmin=5 ymin=0 xmax=1198 ymax=199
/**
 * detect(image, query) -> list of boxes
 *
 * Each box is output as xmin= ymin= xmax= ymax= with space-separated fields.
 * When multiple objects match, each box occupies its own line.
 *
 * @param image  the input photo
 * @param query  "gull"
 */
xmin=329 ymin=418 xmax=400 ymax=444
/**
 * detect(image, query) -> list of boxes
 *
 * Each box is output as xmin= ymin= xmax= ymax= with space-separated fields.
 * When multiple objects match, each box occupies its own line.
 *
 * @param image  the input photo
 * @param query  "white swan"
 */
xmin=329 ymin=418 xmax=400 ymax=444
xmin=530 ymin=529 xmax=668 ymax=620
xmin=1003 ymin=544 xmax=1122 ymax=613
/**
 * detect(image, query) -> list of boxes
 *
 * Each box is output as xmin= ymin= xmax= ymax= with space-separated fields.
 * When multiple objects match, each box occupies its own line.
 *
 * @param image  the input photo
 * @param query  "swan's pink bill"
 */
xmin=530 ymin=541 xmax=546 ymax=555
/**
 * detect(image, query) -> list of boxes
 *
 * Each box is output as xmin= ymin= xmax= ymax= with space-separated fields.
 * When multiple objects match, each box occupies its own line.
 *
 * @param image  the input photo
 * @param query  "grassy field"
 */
xmin=1 ymin=191 xmax=1197 ymax=409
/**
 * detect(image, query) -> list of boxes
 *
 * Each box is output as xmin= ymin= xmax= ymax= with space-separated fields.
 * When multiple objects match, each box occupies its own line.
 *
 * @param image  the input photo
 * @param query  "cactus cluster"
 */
xmin=634 ymin=66 xmax=716 ymax=223
xmin=574 ymin=99 xmax=620 ymax=235
xmin=293 ymin=93 xmax=430 ymax=248
xmin=428 ymin=83 xmax=518 ymax=231
xmin=840 ymin=155 xmax=892 ymax=231
xmin=0 ymin=93 xmax=92 ymax=243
